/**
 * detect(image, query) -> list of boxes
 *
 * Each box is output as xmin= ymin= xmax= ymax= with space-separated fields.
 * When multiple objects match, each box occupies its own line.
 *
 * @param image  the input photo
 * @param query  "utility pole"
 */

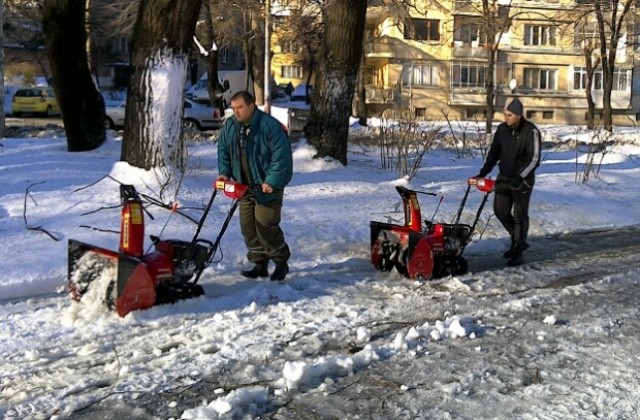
xmin=264 ymin=0 xmax=271 ymax=114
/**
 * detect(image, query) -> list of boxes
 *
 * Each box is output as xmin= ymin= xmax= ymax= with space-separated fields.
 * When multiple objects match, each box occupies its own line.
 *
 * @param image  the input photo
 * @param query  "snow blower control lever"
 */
xmin=68 ymin=179 xmax=250 ymax=317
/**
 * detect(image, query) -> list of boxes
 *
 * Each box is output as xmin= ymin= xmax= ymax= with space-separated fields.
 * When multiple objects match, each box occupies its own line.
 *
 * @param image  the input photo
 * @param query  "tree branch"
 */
xmin=23 ymin=182 xmax=60 ymax=241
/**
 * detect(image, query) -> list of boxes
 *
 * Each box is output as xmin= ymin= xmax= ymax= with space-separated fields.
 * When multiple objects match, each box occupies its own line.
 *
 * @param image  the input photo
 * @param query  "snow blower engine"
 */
xmin=370 ymin=177 xmax=495 ymax=280
xmin=68 ymin=179 xmax=250 ymax=317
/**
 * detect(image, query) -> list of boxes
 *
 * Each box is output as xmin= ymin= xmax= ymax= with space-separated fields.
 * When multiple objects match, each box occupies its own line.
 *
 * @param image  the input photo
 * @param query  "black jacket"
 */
xmin=479 ymin=118 xmax=541 ymax=185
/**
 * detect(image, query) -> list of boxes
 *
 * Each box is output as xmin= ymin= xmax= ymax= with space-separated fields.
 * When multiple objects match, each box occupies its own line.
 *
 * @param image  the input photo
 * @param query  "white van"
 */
xmin=191 ymin=70 xmax=254 ymax=108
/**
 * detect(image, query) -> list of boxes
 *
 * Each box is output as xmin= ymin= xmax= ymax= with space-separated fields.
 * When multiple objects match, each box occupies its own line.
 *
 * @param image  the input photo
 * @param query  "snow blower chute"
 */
xmin=68 ymin=179 xmax=249 ymax=317
xmin=370 ymin=177 xmax=495 ymax=280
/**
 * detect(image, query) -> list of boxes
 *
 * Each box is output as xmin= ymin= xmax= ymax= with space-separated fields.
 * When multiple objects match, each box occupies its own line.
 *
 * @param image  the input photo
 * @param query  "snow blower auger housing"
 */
xmin=370 ymin=177 xmax=495 ymax=280
xmin=68 ymin=180 xmax=249 ymax=317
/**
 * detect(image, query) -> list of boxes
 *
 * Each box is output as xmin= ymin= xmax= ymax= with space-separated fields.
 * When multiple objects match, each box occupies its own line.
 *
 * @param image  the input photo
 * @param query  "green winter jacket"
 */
xmin=217 ymin=108 xmax=293 ymax=204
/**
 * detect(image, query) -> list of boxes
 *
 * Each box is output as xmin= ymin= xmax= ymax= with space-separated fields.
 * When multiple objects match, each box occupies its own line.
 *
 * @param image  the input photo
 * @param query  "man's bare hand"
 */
xmin=217 ymin=175 xmax=229 ymax=181
xmin=262 ymin=183 xmax=273 ymax=193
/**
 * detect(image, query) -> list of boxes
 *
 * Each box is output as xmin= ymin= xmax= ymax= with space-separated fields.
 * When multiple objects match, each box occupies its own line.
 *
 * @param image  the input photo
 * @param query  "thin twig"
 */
xmin=79 ymin=225 xmax=120 ymax=234
xmin=81 ymin=204 xmax=121 ymax=216
xmin=23 ymin=182 xmax=60 ymax=241
xmin=72 ymin=174 xmax=123 ymax=193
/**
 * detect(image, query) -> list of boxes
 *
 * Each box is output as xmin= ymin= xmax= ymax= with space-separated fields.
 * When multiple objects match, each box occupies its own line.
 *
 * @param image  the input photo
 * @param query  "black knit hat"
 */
xmin=506 ymin=98 xmax=523 ymax=116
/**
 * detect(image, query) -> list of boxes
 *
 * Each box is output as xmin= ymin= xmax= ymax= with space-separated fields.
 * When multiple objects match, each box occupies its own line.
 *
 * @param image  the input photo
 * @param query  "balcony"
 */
xmin=449 ymin=88 xmax=487 ymax=106
xmin=453 ymin=0 xmax=482 ymax=15
xmin=453 ymin=42 xmax=488 ymax=59
xmin=365 ymin=86 xmax=395 ymax=104
xmin=364 ymin=37 xmax=397 ymax=59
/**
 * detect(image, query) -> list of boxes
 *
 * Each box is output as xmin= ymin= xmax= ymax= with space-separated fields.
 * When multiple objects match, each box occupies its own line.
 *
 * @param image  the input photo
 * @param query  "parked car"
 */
xmin=12 ymin=87 xmax=60 ymax=117
xmin=290 ymin=84 xmax=313 ymax=102
xmin=105 ymin=99 xmax=223 ymax=130
xmin=104 ymin=101 xmax=126 ymax=129
xmin=183 ymin=99 xmax=223 ymax=130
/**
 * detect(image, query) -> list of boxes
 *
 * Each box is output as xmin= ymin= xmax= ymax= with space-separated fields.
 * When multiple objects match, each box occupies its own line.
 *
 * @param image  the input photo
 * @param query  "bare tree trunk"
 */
xmin=42 ymin=0 xmax=106 ymax=152
xmin=0 ymin=2 xmax=5 ymax=138
xmin=595 ymin=0 xmax=634 ymax=132
xmin=584 ymin=48 xmax=598 ymax=129
xmin=204 ymin=0 xmax=225 ymax=111
xmin=306 ymin=0 xmax=367 ymax=165
xmin=251 ymin=9 xmax=265 ymax=106
xmin=483 ymin=0 xmax=495 ymax=135
xmin=121 ymin=0 xmax=203 ymax=169
xmin=354 ymin=48 xmax=367 ymax=126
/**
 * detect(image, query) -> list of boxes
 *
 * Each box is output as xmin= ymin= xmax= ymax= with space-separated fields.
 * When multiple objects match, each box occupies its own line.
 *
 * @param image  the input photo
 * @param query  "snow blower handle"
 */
xmin=468 ymin=176 xmax=495 ymax=193
xmin=190 ymin=180 xmax=253 ymax=285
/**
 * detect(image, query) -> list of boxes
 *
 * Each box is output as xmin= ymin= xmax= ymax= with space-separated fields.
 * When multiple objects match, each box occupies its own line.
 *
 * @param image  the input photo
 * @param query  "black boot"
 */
xmin=270 ymin=262 xmax=289 ymax=281
xmin=503 ymin=241 xmax=529 ymax=259
xmin=507 ymin=244 xmax=524 ymax=267
xmin=240 ymin=263 xmax=268 ymax=279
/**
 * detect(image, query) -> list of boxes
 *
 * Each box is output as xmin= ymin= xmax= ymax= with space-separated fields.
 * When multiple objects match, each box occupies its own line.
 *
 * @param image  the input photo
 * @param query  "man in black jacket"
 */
xmin=475 ymin=98 xmax=541 ymax=266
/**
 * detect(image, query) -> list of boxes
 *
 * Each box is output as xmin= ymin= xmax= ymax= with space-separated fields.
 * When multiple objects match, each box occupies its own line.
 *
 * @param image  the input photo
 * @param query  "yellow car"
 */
xmin=12 ymin=87 xmax=60 ymax=117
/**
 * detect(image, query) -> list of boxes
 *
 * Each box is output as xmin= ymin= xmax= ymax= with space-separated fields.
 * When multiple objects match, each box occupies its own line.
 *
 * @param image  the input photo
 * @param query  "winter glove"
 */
xmin=510 ymin=175 xmax=523 ymax=189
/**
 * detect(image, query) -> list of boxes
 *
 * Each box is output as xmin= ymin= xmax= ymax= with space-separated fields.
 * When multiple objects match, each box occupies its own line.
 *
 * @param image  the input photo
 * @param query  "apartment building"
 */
xmin=361 ymin=0 xmax=640 ymax=126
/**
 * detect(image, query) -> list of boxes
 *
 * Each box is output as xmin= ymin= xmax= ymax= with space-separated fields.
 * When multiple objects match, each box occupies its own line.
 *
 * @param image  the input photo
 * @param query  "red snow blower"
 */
xmin=68 ymin=179 xmax=250 ymax=317
xmin=370 ymin=177 xmax=495 ymax=280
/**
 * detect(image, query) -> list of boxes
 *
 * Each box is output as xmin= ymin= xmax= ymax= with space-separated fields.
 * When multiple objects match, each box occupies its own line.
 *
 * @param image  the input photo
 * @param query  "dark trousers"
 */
xmin=238 ymin=191 xmax=290 ymax=265
xmin=493 ymin=184 xmax=533 ymax=247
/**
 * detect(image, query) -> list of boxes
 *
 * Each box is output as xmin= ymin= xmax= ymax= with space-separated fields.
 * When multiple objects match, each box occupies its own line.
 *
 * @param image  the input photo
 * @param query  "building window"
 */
xmin=272 ymin=16 xmax=287 ymax=31
xmin=117 ymin=37 xmax=128 ymax=53
xmin=363 ymin=66 xmax=375 ymax=86
xmin=404 ymin=18 xmax=440 ymax=42
xmin=281 ymin=65 xmax=303 ymax=79
xmin=414 ymin=108 xmax=426 ymax=118
xmin=573 ymin=22 xmax=599 ymax=51
xmin=573 ymin=67 xmax=630 ymax=91
xmin=543 ymin=111 xmax=554 ymax=120
xmin=524 ymin=25 xmax=556 ymax=47
xmin=221 ymin=47 xmax=230 ymax=64
xmin=402 ymin=64 xmax=440 ymax=87
xmin=523 ymin=68 xmax=557 ymax=90
xmin=451 ymin=62 xmax=486 ymax=88
xmin=573 ymin=67 xmax=603 ymax=90
xmin=454 ymin=23 xmax=486 ymax=46
xmin=612 ymin=68 xmax=631 ymax=91
xmin=634 ymin=18 xmax=640 ymax=51
xmin=280 ymin=40 xmax=299 ymax=53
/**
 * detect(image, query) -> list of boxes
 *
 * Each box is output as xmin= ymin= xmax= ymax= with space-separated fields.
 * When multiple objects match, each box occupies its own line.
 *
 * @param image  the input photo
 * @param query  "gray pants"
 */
xmin=239 ymin=191 xmax=290 ymax=265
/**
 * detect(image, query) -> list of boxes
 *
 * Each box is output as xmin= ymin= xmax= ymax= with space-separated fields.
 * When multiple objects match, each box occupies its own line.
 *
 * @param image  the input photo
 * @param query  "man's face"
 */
xmin=503 ymin=110 xmax=521 ymax=127
xmin=231 ymin=97 xmax=255 ymax=124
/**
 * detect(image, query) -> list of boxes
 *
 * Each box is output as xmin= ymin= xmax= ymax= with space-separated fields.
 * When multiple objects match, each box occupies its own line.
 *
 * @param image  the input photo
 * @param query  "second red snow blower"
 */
xmin=370 ymin=177 xmax=495 ymax=280
xmin=68 ymin=179 xmax=250 ymax=317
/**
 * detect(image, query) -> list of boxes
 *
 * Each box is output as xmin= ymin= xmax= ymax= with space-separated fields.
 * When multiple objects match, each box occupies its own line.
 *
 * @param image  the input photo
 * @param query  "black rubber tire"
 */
xmin=105 ymin=117 xmax=115 ymax=130
xmin=183 ymin=118 xmax=202 ymax=131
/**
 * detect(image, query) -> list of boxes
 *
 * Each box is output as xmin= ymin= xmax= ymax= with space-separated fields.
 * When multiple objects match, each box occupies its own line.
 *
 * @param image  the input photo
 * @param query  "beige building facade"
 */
xmin=361 ymin=0 xmax=640 ymax=126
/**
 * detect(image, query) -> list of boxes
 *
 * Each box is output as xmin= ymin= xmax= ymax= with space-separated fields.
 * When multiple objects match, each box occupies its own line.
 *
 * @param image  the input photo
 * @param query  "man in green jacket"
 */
xmin=217 ymin=91 xmax=293 ymax=281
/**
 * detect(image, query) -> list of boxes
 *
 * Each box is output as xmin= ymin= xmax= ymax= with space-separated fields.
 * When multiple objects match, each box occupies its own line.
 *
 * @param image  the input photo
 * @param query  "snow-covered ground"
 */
xmin=1 ymin=120 xmax=640 ymax=419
